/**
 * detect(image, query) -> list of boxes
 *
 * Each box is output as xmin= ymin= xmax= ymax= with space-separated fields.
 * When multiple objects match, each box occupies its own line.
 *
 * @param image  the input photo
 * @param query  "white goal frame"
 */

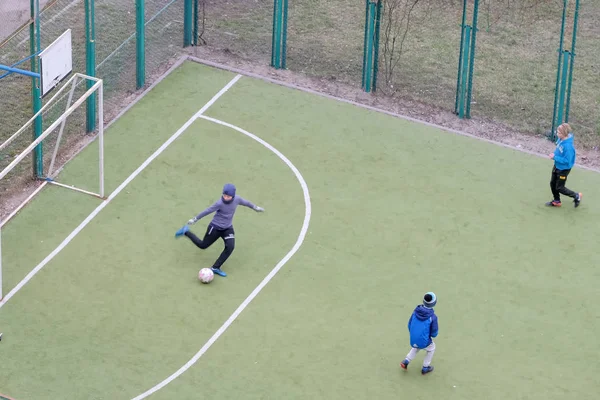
xmin=0 ymin=72 xmax=104 ymax=299
xmin=0 ymin=72 xmax=104 ymax=197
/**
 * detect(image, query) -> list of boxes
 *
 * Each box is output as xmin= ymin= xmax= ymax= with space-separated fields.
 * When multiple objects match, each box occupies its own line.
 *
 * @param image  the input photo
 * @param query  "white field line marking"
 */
xmin=0 ymin=74 xmax=242 ymax=310
xmin=131 ymin=116 xmax=312 ymax=400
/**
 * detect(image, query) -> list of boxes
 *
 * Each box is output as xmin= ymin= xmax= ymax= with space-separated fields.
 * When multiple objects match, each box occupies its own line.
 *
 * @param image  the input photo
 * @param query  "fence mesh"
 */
xmin=466 ymin=2 xmax=566 ymax=136
xmin=0 ymin=0 xmax=184 ymax=213
xmin=146 ymin=0 xmax=185 ymax=80
xmin=287 ymin=0 xmax=364 ymax=84
xmin=198 ymin=0 xmax=273 ymax=64
xmin=0 ymin=74 xmax=98 ymax=202
xmin=191 ymin=0 xmax=599 ymax=147
xmin=2 ymin=0 xmax=600 ymax=188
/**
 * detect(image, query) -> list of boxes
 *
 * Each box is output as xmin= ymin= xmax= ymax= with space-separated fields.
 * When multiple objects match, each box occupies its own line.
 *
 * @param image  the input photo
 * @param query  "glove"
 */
xmin=187 ymin=218 xmax=197 ymax=225
xmin=254 ymin=206 xmax=264 ymax=213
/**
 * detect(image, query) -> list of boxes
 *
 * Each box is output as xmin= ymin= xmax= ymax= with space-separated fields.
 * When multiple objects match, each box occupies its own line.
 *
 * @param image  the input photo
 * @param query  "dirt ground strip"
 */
xmin=188 ymin=45 xmax=600 ymax=170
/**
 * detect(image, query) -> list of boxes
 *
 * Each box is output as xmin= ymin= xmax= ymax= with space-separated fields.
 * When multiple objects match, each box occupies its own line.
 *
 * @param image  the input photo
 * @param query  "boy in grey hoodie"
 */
xmin=175 ymin=183 xmax=264 ymax=277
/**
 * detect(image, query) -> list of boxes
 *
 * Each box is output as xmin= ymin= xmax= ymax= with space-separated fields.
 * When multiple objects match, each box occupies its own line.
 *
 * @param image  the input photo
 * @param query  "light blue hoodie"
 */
xmin=553 ymin=134 xmax=576 ymax=170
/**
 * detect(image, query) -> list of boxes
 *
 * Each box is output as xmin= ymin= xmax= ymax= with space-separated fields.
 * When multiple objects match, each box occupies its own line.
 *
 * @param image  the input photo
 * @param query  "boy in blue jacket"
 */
xmin=546 ymin=123 xmax=582 ymax=208
xmin=400 ymin=292 xmax=438 ymax=375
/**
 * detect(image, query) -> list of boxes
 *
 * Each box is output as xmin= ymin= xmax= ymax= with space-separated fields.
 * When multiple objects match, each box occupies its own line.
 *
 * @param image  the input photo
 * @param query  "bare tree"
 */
xmin=198 ymin=0 xmax=207 ymax=45
xmin=380 ymin=0 xmax=424 ymax=94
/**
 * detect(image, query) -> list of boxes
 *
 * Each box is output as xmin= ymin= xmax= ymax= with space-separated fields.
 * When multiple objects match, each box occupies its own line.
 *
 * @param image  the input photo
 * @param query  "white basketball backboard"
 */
xmin=39 ymin=29 xmax=73 ymax=97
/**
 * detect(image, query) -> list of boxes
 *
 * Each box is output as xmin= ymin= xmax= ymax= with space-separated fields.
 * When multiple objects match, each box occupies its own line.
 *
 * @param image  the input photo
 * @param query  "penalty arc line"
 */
xmin=0 ymin=74 xmax=242 ymax=309
xmin=130 ymin=116 xmax=312 ymax=400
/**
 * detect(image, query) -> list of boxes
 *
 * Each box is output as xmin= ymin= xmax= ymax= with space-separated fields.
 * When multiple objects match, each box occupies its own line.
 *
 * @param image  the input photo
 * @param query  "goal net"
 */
xmin=0 ymin=72 xmax=104 ymax=299
xmin=1 ymin=73 xmax=104 ymax=198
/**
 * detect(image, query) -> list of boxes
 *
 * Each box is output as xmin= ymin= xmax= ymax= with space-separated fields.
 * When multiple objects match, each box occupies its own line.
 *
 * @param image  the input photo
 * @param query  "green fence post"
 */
xmin=458 ymin=26 xmax=471 ymax=119
xmin=281 ymin=0 xmax=288 ymax=69
xmin=364 ymin=2 xmax=376 ymax=92
xmin=565 ymin=0 xmax=580 ymax=123
xmin=455 ymin=0 xmax=468 ymax=114
xmin=362 ymin=1 xmax=379 ymax=93
xmin=184 ymin=0 xmax=193 ymax=47
xmin=136 ymin=0 xmax=145 ymax=89
xmin=465 ymin=0 xmax=479 ymax=119
xmin=271 ymin=0 xmax=282 ymax=68
xmin=271 ymin=0 xmax=287 ymax=70
xmin=30 ymin=0 xmax=43 ymax=177
xmin=193 ymin=0 xmax=199 ymax=45
xmin=271 ymin=0 xmax=279 ymax=67
xmin=274 ymin=0 xmax=283 ymax=67
xmin=372 ymin=0 xmax=383 ymax=92
xmin=362 ymin=0 xmax=369 ymax=88
xmin=550 ymin=0 xmax=568 ymax=140
xmin=555 ymin=50 xmax=570 ymax=129
xmin=84 ymin=0 xmax=96 ymax=133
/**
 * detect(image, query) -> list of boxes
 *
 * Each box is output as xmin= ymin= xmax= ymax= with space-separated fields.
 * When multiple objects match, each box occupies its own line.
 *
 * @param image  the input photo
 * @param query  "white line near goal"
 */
xmin=0 ymin=74 xmax=241 ymax=306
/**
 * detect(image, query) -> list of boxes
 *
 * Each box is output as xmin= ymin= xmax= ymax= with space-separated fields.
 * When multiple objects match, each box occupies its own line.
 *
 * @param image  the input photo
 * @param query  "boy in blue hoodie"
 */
xmin=546 ymin=123 xmax=582 ymax=208
xmin=400 ymin=292 xmax=438 ymax=375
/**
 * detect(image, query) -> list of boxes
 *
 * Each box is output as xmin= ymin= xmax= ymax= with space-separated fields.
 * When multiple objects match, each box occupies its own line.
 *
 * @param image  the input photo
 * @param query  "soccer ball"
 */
xmin=198 ymin=268 xmax=214 ymax=284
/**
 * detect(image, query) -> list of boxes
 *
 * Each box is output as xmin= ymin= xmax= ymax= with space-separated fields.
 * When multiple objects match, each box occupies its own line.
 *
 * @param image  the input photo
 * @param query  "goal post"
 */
xmin=0 ymin=73 xmax=105 ymax=198
xmin=0 ymin=73 xmax=104 ymax=300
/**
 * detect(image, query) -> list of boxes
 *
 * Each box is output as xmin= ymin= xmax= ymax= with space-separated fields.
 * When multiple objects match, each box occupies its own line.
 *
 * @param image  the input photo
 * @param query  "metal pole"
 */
xmin=459 ymin=26 xmax=471 ymax=118
xmin=551 ymin=0 xmax=568 ymax=139
xmin=565 ymin=0 xmax=580 ymax=122
xmin=275 ymin=0 xmax=283 ymax=68
xmin=362 ymin=0 xmax=370 ymax=88
xmin=271 ymin=0 xmax=278 ymax=67
xmin=192 ymin=0 xmax=199 ymax=45
xmin=556 ymin=50 xmax=570 ymax=128
xmin=455 ymin=0 xmax=468 ymax=114
xmin=364 ymin=1 xmax=376 ymax=92
xmin=281 ymin=0 xmax=288 ymax=69
xmin=465 ymin=0 xmax=480 ymax=119
xmin=31 ymin=0 xmax=43 ymax=177
xmin=183 ymin=0 xmax=193 ymax=47
xmin=85 ymin=0 xmax=97 ymax=133
xmin=98 ymin=81 xmax=104 ymax=198
xmin=0 ymin=64 xmax=40 ymax=78
xmin=136 ymin=0 xmax=146 ymax=89
xmin=372 ymin=0 xmax=383 ymax=92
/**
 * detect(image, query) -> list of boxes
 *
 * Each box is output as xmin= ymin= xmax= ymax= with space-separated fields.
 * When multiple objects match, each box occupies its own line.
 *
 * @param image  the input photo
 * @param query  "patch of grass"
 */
xmin=4 ymin=61 xmax=600 ymax=399
xmin=202 ymin=0 xmax=600 ymax=147
xmin=200 ymin=0 xmax=274 ymax=62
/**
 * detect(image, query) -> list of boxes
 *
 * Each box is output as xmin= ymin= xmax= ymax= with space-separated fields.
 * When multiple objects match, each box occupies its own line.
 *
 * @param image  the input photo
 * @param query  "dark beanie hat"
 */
xmin=423 ymin=292 xmax=437 ymax=308
xmin=223 ymin=183 xmax=236 ymax=197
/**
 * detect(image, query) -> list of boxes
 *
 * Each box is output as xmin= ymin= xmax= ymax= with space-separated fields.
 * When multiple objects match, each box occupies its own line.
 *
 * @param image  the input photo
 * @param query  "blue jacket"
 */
xmin=553 ymin=134 xmax=576 ymax=170
xmin=407 ymin=305 xmax=438 ymax=349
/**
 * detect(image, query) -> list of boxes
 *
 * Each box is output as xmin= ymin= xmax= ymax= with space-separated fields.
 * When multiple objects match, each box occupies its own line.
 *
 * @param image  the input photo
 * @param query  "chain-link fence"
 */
xmin=2 ymin=0 xmax=600 ymax=188
xmin=197 ymin=0 xmax=273 ymax=64
xmin=195 ymin=0 xmax=600 ymax=148
xmin=0 ymin=0 xmax=185 ymax=201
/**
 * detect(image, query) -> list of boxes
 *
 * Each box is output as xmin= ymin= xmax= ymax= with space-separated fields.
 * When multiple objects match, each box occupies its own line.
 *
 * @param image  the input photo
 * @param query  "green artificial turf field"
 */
xmin=0 ymin=60 xmax=598 ymax=399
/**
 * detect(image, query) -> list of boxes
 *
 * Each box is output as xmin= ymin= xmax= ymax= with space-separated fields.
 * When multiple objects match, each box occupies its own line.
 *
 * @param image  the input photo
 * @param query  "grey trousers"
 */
xmin=405 ymin=341 xmax=436 ymax=367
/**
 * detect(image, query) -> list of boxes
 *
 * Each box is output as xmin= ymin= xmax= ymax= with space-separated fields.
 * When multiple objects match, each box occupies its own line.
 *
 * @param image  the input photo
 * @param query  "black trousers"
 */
xmin=550 ymin=166 xmax=578 ymax=201
xmin=185 ymin=224 xmax=235 ymax=269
